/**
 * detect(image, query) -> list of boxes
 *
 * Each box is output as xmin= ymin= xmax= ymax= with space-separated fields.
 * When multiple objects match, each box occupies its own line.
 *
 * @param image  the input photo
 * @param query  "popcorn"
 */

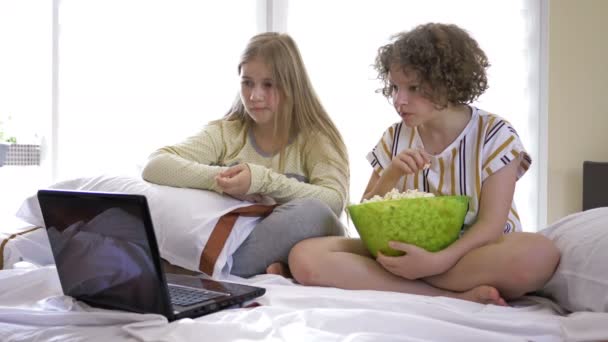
xmin=362 ymin=188 xmax=435 ymax=203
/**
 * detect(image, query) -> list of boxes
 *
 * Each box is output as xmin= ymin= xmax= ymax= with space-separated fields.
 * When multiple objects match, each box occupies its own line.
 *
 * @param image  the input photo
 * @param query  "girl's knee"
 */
xmin=519 ymin=233 xmax=560 ymax=269
xmin=529 ymin=233 xmax=560 ymax=279
xmin=504 ymin=233 xmax=560 ymax=292
xmin=289 ymin=236 xmax=357 ymax=286
xmin=288 ymin=239 xmax=323 ymax=286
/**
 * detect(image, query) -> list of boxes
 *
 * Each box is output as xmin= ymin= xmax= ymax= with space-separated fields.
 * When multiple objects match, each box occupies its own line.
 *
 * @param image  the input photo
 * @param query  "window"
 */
xmin=56 ymin=0 xmax=258 ymax=179
xmin=2 ymin=1 xmax=545 ymax=230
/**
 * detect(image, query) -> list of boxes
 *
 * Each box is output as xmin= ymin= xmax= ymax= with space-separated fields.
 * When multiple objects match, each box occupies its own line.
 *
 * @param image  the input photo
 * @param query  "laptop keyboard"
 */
xmin=168 ymin=285 xmax=227 ymax=307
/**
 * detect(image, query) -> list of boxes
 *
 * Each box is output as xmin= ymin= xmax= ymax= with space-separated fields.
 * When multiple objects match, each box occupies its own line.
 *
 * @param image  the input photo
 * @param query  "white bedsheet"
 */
xmin=1 ymin=265 xmax=608 ymax=342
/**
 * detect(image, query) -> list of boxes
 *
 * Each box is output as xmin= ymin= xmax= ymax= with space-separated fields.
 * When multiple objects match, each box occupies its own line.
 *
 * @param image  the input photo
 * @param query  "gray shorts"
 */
xmin=230 ymin=198 xmax=346 ymax=277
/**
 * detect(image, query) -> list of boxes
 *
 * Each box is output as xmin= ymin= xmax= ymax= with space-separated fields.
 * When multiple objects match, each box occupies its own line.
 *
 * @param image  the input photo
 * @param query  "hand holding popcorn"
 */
xmin=388 ymin=148 xmax=431 ymax=176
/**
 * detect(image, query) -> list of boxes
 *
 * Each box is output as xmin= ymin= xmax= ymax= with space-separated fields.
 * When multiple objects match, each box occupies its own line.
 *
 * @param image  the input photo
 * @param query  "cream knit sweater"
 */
xmin=142 ymin=120 xmax=349 ymax=215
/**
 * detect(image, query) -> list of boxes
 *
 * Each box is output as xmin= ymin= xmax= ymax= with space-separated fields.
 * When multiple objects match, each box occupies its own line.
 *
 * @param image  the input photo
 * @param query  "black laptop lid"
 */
xmin=37 ymin=189 xmax=173 ymax=316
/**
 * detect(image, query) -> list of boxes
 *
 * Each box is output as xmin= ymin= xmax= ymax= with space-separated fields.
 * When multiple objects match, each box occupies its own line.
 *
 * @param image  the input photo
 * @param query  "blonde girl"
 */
xmin=143 ymin=32 xmax=349 ymax=277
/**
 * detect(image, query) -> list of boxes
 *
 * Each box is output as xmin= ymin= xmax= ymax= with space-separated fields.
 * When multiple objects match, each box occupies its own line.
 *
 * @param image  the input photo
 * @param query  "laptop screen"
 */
xmin=38 ymin=190 xmax=171 ymax=315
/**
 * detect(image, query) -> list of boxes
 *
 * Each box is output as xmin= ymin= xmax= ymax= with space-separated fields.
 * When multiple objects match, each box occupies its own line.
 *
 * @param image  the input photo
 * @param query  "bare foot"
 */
xmin=266 ymin=262 xmax=292 ymax=278
xmin=453 ymin=285 xmax=507 ymax=306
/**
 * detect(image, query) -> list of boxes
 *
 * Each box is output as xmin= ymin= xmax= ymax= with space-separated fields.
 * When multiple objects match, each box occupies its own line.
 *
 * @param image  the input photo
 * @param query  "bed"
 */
xmin=2 ymin=175 xmax=608 ymax=342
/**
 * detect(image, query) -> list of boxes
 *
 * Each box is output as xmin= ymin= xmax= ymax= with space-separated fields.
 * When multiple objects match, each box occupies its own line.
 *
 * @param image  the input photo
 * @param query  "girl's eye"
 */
xmin=409 ymin=85 xmax=420 ymax=92
xmin=241 ymin=80 xmax=253 ymax=87
xmin=389 ymin=84 xmax=398 ymax=92
xmin=263 ymin=82 xmax=273 ymax=89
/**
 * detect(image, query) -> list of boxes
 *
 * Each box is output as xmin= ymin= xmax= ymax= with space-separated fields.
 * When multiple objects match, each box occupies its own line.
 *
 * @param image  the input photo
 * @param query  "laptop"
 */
xmin=37 ymin=189 xmax=266 ymax=321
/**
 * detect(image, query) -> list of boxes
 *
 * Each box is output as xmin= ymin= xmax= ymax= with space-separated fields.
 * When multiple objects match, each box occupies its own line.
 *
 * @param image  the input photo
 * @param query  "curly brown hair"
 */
xmin=374 ymin=23 xmax=490 ymax=109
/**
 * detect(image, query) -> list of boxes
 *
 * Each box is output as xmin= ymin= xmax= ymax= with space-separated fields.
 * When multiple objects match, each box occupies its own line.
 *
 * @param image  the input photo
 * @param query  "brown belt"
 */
xmin=198 ymin=204 xmax=276 ymax=275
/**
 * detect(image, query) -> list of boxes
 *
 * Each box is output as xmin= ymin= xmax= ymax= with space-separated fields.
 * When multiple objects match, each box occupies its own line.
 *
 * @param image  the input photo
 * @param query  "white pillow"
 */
xmin=15 ymin=175 xmax=264 ymax=278
xmin=537 ymin=207 xmax=608 ymax=313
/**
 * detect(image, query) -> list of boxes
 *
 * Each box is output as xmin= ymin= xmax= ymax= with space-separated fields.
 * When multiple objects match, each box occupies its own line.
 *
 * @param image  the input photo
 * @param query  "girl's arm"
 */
xmin=438 ymin=158 xmax=519 ymax=267
xmin=141 ymin=125 xmax=227 ymax=193
xmin=375 ymin=159 xmax=519 ymax=280
xmin=246 ymin=136 xmax=349 ymax=215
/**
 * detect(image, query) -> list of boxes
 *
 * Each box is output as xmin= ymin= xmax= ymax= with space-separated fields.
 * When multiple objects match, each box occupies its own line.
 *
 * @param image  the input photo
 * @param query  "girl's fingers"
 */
xmin=399 ymin=150 xmax=431 ymax=170
xmin=376 ymin=253 xmax=390 ymax=267
xmin=217 ymin=165 xmax=248 ymax=192
xmin=219 ymin=166 xmax=243 ymax=178
xmin=376 ymin=252 xmax=400 ymax=267
xmin=220 ymin=171 xmax=250 ymax=196
xmin=411 ymin=151 xmax=428 ymax=169
xmin=216 ymin=175 xmax=237 ymax=192
xmin=387 ymin=241 xmax=411 ymax=252
xmin=388 ymin=241 xmax=422 ymax=256
xmin=393 ymin=160 xmax=413 ymax=174
xmin=398 ymin=154 xmax=418 ymax=173
xmin=416 ymin=150 xmax=432 ymax=168
xmin=216 ymin=178 xmax=229 ymax=191
xmin=418 ymin=149 xmax=433 ymax=160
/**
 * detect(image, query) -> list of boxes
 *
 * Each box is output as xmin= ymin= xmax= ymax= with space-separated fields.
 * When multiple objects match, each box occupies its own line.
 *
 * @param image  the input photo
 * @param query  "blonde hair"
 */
xmin=223 ymin=32 xmax=348 ymax=172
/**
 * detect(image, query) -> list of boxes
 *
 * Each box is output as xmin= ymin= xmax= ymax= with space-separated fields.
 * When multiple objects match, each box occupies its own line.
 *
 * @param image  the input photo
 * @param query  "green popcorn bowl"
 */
xmin=347 ymin=195 xmax=469 ymax=257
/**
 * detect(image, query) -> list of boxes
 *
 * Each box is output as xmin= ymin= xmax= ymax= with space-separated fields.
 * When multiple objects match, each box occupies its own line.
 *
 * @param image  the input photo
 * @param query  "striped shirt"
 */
xmin=142 ymin=120 xmax=349 ymax=215
xmin=366 ymin=107 xmax=531 ymax=233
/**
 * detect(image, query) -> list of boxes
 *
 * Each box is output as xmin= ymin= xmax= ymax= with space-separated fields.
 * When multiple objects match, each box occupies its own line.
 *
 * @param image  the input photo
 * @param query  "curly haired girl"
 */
xmin=288 ymin=23 xmax=559 ymax=305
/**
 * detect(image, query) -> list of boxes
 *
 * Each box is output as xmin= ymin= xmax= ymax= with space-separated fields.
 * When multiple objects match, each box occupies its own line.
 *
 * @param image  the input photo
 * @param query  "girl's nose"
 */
xmin=393 ymin=89 xmax=409 ymax=107
xmin=250 ymin=87 xmax=263 ymax=101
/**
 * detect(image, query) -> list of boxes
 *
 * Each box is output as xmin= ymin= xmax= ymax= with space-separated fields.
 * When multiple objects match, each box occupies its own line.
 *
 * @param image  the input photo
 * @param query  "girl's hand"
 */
xmin=216 ymin=164 xmax=252 ymax=196
xmin=387 ymin=149 xmax=431 ymax=176
xmin=376 ymin=241 xmax=450 ymax=280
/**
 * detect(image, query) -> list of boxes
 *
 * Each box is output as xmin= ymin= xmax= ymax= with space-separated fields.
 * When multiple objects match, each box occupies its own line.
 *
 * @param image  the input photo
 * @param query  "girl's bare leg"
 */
xmin=289 ymin=237 xmax=507 ymax=305
xmin=424 ymin=232 xmax=560 ymax=299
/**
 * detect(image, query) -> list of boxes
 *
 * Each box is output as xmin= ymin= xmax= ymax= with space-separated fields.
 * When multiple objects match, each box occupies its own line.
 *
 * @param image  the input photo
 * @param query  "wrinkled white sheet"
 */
xmin=1 ymin=265 xmax=608 ymax=342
